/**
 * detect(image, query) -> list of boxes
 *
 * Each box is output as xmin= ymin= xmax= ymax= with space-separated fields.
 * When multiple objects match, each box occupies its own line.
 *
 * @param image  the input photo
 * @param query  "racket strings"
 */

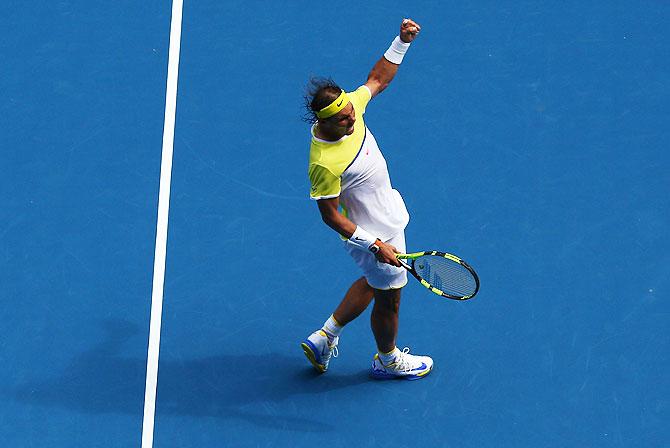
xmin=414 ymin=256 xmax=477 ymax=297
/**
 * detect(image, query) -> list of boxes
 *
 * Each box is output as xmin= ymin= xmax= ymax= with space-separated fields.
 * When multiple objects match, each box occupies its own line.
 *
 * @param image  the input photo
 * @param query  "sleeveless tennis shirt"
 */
xmin=308 ymin=85 xmax=409 ymax=241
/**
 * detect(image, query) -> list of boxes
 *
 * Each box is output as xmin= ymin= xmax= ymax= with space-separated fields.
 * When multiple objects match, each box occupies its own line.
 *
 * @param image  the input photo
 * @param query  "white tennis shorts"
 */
xmin=344 ymin=231 xmax=408 ymax=290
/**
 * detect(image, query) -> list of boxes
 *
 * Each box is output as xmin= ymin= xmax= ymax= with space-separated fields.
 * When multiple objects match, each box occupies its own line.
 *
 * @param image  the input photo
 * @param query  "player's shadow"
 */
xmin=4 ymin=319 xmax=370 ymax=432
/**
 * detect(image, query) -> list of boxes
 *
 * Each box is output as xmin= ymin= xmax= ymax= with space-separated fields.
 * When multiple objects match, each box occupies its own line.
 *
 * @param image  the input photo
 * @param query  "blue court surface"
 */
xmin=2 ymin=1 xmax=669 ymax=447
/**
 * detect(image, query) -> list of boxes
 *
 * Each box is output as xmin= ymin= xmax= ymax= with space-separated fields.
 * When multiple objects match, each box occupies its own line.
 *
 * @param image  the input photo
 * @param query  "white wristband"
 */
xmin=383 ymin=35 xmax=411 ymax=65
xmin=349 ymin=226 xmax=378 ymax=251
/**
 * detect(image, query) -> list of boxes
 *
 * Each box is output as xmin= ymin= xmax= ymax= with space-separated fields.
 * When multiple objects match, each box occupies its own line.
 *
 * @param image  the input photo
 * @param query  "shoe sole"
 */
xmin=370 ymin=365 xmax=433 ymax=381
xmin=301 ymin=341 xmax=326 ymax=373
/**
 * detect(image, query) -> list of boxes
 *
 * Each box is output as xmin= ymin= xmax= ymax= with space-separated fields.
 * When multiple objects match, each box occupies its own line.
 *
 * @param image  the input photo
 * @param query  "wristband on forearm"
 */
xmin=349 ymin=226 xmax=380 ymax=252
xmin=383 ymin=35 xmax=411 ymax=65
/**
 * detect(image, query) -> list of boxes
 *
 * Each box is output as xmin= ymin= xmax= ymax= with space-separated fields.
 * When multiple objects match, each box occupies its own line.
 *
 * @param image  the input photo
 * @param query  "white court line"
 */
xmin=141 ymin=0 xmax=184 ymax=447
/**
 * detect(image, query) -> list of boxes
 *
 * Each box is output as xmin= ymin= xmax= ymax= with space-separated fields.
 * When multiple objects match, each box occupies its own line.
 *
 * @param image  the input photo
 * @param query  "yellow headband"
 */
xmin=316 ymin=90 xmax=350 ymax=119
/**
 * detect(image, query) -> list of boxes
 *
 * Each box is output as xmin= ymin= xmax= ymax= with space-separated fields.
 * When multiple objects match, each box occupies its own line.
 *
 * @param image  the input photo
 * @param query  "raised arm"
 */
xmin=365 ymin=18 xmax=421 ymax=98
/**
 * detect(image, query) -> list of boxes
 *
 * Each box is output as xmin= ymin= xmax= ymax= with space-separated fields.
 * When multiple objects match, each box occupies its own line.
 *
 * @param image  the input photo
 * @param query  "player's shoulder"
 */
xmin=348 ymin=85 xmax=372 ymax=104
xmin=348 ymin=84 xmax=372 ymax=97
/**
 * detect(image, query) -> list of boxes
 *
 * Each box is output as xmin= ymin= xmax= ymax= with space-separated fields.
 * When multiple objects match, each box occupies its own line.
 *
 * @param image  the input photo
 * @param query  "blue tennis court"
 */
xmin=2 ymin=1 xmax=668 ymax=447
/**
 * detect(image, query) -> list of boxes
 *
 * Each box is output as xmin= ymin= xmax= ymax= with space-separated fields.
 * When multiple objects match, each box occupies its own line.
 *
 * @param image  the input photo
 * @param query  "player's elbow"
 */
xmin=320 ymin=211 xmax=337 ymax=227
xmin=319 ymin=210 xmax=342 ymax=231
xmin=377 ymin=81 xmax=391 ymax=94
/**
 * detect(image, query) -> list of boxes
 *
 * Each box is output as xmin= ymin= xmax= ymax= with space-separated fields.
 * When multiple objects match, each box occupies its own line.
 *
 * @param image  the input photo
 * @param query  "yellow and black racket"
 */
xmin=396 ymin=251 xmax=480 ymax=300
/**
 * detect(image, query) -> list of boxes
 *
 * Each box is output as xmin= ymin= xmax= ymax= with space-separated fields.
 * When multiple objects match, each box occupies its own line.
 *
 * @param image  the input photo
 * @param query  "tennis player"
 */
xmin=301 ymin=18 xmax=432 ymax=380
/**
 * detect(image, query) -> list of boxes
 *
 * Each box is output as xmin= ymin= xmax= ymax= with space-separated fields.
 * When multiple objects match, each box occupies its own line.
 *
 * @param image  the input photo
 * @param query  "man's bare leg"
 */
xmin=301 ymin=277 xmax=373 ymax=372
xmin=369 ymin=286 xmax=433 ymax=379
xmin=370 ymin=287 xmax=401 ymax=353
xmin=332 ymin=276 xmax=375 ymax=326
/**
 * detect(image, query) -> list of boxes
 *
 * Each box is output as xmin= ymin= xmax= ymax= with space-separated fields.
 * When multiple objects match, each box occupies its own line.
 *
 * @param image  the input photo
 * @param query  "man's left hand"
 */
xmin=400 ymin=18 xmax=421 ymax=43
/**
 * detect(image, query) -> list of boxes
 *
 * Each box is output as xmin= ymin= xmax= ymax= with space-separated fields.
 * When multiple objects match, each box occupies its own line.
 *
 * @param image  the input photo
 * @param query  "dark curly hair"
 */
xmin=302 ymin=77 xmax=343 ymax=124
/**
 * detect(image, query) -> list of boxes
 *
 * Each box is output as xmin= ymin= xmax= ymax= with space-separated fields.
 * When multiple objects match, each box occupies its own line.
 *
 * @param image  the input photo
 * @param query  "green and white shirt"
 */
xmin=308 ymin=85 xmax=409 ymax=241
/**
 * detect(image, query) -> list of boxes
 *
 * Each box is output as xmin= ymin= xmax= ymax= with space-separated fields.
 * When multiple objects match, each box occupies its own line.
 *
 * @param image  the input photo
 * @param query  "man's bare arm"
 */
xmin=317 ymin=196 xmax=357 ymax=239
xmin=365 ymin=18 xmax=421 ymax=98
xmin=317 ymin=197 xmax=401 ymax=267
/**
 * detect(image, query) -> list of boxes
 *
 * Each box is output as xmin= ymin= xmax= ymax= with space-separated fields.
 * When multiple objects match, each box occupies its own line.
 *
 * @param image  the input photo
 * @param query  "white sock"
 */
xmin=379 ymin=347 xmax=401 ymax=365
xmin=322 ymin=315 xmax=343 ymax=343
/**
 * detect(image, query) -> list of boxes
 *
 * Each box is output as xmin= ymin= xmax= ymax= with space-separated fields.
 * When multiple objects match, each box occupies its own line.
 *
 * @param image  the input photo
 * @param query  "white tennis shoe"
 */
xmin=370 ymin=347 xmax=433 ymax=380
xmin=301 ymin=330 xmax=339 ymax=373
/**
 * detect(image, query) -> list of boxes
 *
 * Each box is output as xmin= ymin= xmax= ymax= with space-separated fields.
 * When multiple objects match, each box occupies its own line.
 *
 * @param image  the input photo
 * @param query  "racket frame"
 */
xmin=396 ymin=251 xmax=480 ymax=300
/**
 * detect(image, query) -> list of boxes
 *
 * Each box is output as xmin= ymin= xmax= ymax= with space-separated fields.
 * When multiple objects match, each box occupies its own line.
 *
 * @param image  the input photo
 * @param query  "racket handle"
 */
xmin=396 ymin=257 xmax=411 ymax=270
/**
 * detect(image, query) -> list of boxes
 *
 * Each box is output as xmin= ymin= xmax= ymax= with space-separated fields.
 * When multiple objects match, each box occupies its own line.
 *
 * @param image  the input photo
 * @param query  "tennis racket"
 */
xmin=396 ymin=251 xmax=480 ymax=300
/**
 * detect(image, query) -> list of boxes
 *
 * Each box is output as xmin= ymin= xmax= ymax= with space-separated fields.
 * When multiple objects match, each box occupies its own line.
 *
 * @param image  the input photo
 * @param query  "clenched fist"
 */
xmin=400 ymin=18 xmax=421 ymax=43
